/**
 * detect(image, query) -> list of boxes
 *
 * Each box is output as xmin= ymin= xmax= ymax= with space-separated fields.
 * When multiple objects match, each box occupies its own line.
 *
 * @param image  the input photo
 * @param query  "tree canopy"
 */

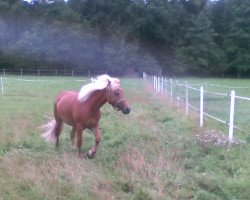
xmin=0 ymin=0 xmax=250 ymax=77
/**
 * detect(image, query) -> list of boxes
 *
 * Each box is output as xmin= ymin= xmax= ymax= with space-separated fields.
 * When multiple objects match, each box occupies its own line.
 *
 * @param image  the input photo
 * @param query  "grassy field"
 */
xmin=0 ymin=76 xmax=250 ymax=200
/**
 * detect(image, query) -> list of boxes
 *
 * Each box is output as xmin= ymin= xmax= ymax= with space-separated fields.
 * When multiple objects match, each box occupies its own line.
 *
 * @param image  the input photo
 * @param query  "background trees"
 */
xmin=0 ymin=0 xmax=249 ymax=77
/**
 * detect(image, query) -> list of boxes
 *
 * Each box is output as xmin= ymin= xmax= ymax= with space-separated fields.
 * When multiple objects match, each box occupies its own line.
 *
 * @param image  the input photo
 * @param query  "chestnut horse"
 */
xmin=41 ymin=74 xmax=131 ymax=158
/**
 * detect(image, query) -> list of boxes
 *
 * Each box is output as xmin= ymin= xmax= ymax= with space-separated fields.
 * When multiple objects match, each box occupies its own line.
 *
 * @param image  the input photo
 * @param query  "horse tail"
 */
xmin=40 ymin=118 xmax=58 ymax=144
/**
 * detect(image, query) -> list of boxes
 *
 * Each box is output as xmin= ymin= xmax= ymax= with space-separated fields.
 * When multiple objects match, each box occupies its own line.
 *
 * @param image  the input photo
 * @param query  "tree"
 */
xmin=223 ymin=0 xmax=250 ymax=77
xmin=176 ymin=7 xmax=226 ymax=76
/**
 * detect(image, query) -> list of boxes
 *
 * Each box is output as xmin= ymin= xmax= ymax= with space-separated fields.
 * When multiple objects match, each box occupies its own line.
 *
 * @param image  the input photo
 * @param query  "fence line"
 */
xmin=0 ymin=68 xmax=107 ymax=77
xmin=0 ymin=76 xmax=90 ymax=95
xmin=209 ymin=83 xmax=250 ymax=89
xmin=143 ymin=73 xmax=250 ymax=142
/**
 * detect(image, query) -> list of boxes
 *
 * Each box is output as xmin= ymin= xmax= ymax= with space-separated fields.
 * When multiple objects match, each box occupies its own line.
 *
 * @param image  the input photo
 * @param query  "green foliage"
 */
xmin=223 ymin=0 xmax=250 ymax=77
xmin=0 ymin=0 xmax=250 ymax=76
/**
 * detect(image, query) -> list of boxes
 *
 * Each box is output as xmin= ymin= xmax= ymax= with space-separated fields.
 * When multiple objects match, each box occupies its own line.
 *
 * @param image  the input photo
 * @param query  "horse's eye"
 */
xmin=115 ymin=92 xmax=120 ymax=96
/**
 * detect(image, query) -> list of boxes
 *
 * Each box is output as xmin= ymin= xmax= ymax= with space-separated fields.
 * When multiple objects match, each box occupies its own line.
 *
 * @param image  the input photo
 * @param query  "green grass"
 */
xmin=0 ymin=76 xmax=249 ymax=199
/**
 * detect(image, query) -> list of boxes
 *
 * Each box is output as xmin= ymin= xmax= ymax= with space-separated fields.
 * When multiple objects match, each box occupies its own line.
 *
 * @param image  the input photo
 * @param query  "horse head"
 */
xmin=107 ymin=80 xmax=131 ymax=114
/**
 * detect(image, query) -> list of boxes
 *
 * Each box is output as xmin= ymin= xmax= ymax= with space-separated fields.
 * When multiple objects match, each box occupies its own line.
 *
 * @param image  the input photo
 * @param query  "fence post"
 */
xmin=154 ymin=76 xmax=157 ymax=90
xmin=176 ymin=80 xmax=179 ymax=107
xmin=161 ymin=77 xmax=164 ymax=94
xmin=200 ymin=86 xmax=204 ymax=127
xmin=38 ymin=69 xmax=40 ymax=76
xmin=1 ymin=76 xmax=3 ymax=94
xmin=157 ymin=77 xmax=160 ymax=93
xmin=170 ymin=78 xmax=173 ymax=103
xmin=155 ymin=76 xmax=157 ymax=91
xmin=21 ymin=69 xmax=23 ymax=76
xmin=164 ymin=78 xmax=167 ymax=95
xmin=153 ymin=76 xmax=155 ymax=90
xmin=229 ymin=90 xmax=235 ymax=142
xmin=72 ymin=70 xmax=74 ymax=77
xmin=3 ymin=69 xmax=5 ymax=76
xmin=185 ymin=82 xmax=189 ymax=115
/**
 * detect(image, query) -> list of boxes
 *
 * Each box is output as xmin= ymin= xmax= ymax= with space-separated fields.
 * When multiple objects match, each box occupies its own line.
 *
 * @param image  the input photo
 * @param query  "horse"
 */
xmin=41 ymin=74 xmax=131 ymax=158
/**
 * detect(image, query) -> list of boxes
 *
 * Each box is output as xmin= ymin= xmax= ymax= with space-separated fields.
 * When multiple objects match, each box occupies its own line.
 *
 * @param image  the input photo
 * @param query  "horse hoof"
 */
xmin=77 ymin=152 xmax=84 ymax=159
xmin=87 ymin=150 xmax=95 ymax=159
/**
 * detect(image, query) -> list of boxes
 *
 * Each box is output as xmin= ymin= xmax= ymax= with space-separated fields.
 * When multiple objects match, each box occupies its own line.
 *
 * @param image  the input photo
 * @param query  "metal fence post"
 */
xmin=229 ymin=90 xmax=235 ymax=142
xmin=200 ymin=86 xmax=204 ymax=127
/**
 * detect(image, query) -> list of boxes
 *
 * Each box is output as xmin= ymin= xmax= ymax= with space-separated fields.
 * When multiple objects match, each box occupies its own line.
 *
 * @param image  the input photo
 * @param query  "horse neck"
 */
xmin=87 ymin=88 xmax=108 ymax=111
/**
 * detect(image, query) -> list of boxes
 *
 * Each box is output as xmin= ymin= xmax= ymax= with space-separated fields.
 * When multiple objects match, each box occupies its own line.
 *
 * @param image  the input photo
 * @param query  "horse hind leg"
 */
xmin=55 ymin=119 xmax=63 ymax=147
xmin=53 ymin=101 xmax=64 ymax=147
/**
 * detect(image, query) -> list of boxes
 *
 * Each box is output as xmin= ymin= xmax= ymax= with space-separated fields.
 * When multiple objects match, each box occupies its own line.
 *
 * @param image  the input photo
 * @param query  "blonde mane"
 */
xmin=77 ymin=74 xmax=120 ymax=102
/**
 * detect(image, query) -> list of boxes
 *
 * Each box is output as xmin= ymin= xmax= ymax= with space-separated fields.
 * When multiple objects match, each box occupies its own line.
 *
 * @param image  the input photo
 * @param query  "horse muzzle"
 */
xmin=122 ymin=107 xmax=131 ymax=114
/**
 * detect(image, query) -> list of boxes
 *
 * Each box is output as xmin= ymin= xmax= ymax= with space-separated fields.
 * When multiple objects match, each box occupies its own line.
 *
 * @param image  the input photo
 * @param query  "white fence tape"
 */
xmin=209 ymin=83 xmax=250 ymax=89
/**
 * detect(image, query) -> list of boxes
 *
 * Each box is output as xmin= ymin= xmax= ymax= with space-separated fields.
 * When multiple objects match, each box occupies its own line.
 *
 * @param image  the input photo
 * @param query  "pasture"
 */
xmin=0 ymin=76 xmax=249 ymax=200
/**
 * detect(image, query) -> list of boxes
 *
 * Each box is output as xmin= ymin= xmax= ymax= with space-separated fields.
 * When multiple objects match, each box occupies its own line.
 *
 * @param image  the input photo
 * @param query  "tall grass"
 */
xmin=0 ymin=76 xmax=249 ymax=199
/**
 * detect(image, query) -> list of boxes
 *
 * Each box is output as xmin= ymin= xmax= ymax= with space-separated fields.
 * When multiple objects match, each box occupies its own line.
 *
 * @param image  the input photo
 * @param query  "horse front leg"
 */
xmin=76 ymin=123 xmax=84 ymax=158
xmin=87 ymin=124 xmax=101 ymax=159
xmin=70 ymin=126 xmax=76 ymax=146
